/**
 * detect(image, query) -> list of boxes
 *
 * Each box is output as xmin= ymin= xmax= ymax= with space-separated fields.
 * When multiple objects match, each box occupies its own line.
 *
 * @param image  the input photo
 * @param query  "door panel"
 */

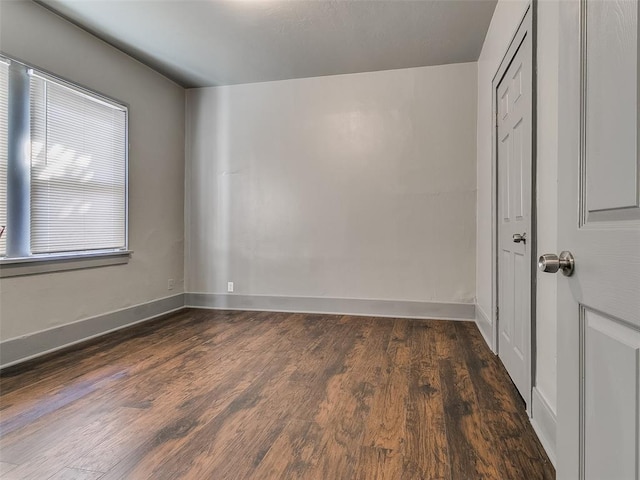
xmin=501 ymin=249 xmax=513 ymax=342
xmin=500 ymin=132 xmax=511 ymax=221
xmin=497 ymin=27 xmax=532 ymax=404
xmin=513 ymin=251 xmax=525 ymax=360
xmin=585 ymin=0 xmax=638 ymax=215
xmin=513 ymin=118 xmax=524 ymax=220
xmin=557 ymin=0 xmax=640 ymax=478
xmin=583 ymin=309 xmax=640 ymax=480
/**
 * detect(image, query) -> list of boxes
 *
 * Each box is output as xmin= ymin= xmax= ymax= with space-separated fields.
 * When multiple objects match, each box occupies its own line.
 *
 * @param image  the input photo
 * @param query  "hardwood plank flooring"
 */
xmin=0 ymin=309 xmax=554 ymax=479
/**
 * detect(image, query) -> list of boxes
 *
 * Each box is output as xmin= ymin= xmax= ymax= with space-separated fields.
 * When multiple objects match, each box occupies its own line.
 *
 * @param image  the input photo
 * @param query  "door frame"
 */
xmin=490 ymin=3 xmax=537 ymax=410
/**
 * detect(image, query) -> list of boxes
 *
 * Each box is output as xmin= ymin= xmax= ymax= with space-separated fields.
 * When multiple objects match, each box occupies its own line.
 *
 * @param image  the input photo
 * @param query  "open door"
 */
xmin=555 ymin=0 xmax=640 ymax=478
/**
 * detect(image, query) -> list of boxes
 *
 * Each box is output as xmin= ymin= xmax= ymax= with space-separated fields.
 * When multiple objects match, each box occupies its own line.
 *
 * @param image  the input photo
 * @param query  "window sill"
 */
xmin=0 ymin=250 xmax=132 ymax=278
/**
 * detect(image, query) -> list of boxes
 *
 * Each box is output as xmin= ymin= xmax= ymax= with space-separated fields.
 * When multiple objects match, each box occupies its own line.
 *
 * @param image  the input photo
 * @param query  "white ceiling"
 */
xmin=38 ymin=0 xmax=497 ymax=88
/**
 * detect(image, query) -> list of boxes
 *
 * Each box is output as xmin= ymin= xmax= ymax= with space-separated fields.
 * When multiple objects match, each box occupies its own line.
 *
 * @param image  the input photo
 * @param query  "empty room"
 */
xmin=0 ymin=0 xmax=638 ymax=479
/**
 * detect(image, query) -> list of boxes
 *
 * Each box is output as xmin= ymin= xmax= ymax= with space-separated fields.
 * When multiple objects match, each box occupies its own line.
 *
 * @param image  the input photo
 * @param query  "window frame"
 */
xmin=0 ymin=54 xmax=131 ymax=278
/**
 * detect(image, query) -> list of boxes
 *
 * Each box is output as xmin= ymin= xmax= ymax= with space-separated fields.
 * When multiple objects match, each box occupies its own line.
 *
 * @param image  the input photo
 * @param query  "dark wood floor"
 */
xmin=0 ymin=309 xmax=554 ymax=480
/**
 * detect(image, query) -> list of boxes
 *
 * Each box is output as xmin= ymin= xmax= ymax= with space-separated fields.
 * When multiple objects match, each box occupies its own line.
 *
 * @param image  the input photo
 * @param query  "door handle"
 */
xmin=513 ymin=233 xmax=526 ymax=244
xmin=538 ymin=251 xmax=575 ymax=276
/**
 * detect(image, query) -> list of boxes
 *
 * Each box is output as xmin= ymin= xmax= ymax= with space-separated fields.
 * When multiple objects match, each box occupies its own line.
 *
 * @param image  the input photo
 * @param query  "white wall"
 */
xmin=535 ymin=0 xmax=559 ymax=415
xmin=476 ymin=0 xmax=558 ymax=414
xmin=0 ymin=0 xmax=185 ymax=340
xmin=186 ymin=63 xmax=477 ymax=305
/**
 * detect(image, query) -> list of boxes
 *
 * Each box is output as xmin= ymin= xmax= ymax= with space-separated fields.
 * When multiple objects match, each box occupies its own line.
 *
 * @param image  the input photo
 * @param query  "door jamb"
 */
xmin=490 ymin=2 xmax=537 ymax=411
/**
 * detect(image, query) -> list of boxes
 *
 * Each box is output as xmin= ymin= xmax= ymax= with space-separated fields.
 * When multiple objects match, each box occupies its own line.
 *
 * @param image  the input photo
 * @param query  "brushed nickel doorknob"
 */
xmin=538 ymin=251 xmax=575 ymax=276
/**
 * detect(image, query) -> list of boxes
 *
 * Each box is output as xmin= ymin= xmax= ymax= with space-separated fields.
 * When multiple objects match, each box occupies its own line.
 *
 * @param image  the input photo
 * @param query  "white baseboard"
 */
xmin=0 ymin=293 xmax=185 ymax=368
xmin=475 ymin=303 xmax=495 ymax=352
xmin=1 ymin=292 xmax=476 ymax=368
xmin=185 ymin=293 xmax=476 ymax=322
xmin=530 ymin=386 xmax=557 ymax=467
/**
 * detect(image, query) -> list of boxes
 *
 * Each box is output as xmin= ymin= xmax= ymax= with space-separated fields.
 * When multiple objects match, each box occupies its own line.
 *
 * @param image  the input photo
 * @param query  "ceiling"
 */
xmin=38 ymin=0 xmax=497 ymax=88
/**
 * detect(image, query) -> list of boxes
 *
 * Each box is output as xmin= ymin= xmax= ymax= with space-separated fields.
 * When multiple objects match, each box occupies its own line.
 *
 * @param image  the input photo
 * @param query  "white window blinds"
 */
xmin=0 ymin=61 xmax=8 ymax=256
xmin=29 ymin=74 xmax=127 ymax=254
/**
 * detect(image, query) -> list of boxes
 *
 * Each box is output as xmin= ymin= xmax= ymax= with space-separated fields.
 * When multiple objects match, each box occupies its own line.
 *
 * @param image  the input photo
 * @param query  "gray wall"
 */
xmin=186 ymin=63 xmax=477 ymax=305
xmin=0 ymin=0 xmax=185 ymax=340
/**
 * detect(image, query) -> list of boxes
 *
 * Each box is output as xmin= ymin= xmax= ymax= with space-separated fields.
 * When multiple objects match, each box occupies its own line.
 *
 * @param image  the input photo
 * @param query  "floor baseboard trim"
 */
xmin=185 ymin=293 xmax=476 ymax=321
xmin=0 ymin=293 xmax=185 ymax=369
xmin=475 ymin=304 xmax=494 ymax=352
xmin=530 ymin=386 xmax=557 ymax=467
xmin=1 ymin=293 xmax=475 ymax=368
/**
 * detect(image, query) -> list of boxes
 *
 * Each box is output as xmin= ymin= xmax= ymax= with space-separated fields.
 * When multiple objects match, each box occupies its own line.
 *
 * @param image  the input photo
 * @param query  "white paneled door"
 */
xmin=556 ymin=1 xmax=640 ymax=479
xmin=496 ymin=18 xmax=532 ymax=406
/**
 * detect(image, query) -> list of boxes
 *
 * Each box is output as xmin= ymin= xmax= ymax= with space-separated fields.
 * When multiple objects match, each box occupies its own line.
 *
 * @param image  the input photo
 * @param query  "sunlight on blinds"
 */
xmin=30 ymin=75 xmax=127 ymax=254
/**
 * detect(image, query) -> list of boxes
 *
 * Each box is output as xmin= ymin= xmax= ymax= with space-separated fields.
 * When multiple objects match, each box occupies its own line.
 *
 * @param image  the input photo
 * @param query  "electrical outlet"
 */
xmin=168 ymin=278 xmax=175 ymax=290
xmin=227 ymin=282 xmax=234 ymax=293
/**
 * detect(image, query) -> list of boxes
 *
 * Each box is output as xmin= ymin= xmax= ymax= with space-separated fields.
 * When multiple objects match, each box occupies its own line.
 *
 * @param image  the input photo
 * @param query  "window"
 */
xmin=0 ymin=57 xmax=129 ymax=276
xmin=0 ymin=59 xmax=7 ymax=257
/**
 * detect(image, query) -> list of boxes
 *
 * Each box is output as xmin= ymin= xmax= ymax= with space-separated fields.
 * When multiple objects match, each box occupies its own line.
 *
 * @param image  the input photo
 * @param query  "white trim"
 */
xmin=185 ymin=293 xmax=476 ymax=322
xmin=530 ymin=386 xmax=557 ymax=467
xmin=475 ymin=303 xmax=496 ymax=353
xmin=1 ymin=293 xmax=477 ymax=368
xmin=0 ymin=293 xmax=185 ymax=368
xmin=0 ymin=250 xmax=132 ymax=278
